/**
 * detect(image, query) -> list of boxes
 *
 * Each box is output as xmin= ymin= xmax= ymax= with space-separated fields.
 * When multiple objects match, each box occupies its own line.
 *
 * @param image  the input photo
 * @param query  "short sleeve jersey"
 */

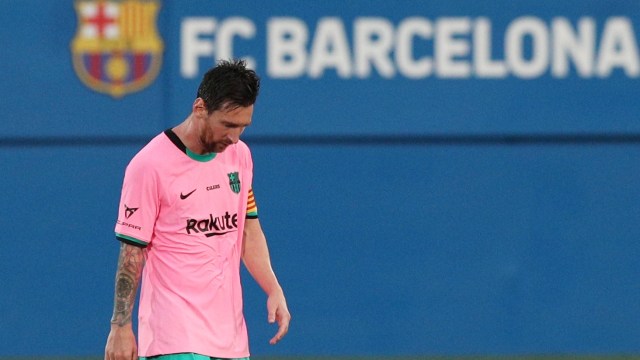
xmin=114 ymin=129 xmax=257 ymax=358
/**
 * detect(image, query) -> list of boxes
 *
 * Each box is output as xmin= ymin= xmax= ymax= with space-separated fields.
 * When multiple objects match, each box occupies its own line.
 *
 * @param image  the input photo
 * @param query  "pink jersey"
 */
xmin=114 ymin=129 xmax=257 ymax=358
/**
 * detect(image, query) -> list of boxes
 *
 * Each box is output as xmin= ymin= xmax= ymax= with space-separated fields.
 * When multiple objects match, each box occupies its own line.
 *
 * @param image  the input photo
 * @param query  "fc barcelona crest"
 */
xmin=228 ymin=172 xmax=241 ymax=194
xmin=70 ymin=0 xmax=164 ymax=98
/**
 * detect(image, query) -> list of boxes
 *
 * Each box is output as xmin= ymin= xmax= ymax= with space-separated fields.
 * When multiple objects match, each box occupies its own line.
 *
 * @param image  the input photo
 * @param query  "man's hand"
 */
xmin=267 ymin=289 xmax=291 ymax=345
xmin=105 ymin=324 xmax=137 ymax=360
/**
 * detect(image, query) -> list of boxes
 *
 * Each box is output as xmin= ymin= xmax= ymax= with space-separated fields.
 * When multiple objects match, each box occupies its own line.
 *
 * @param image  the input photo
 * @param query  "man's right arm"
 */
xmin=105 ymin=242 xmax=145 ymax=360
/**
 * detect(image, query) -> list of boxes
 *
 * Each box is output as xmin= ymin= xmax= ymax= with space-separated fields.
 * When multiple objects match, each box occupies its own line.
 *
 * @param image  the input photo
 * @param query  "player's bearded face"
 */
xmin=199 ymin=126 xmax=229 ymax=153
xmin=198 ymin=104 xmax=253 ymax=153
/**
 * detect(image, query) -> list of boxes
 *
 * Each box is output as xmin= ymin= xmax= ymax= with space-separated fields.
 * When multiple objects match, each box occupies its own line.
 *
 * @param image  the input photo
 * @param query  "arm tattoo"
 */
xmin=110 ymin=242 xmax=145 ymax=327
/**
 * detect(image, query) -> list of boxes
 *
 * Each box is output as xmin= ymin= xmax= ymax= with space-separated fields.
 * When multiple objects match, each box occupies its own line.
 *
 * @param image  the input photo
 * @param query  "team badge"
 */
xmin=228 ymin=172 xmax=241 ymax=194
xmin=70 ymin=0 xmax=164 ymax=98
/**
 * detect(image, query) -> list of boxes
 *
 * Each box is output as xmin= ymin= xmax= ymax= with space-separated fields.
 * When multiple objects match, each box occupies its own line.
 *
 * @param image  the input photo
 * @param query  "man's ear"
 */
xmin=193 ymin=97 xmax=207 ymax=116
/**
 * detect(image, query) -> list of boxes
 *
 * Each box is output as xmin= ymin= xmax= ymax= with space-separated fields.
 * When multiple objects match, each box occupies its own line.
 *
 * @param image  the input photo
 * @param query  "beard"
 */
xmin=200 ymin=137 xmax=231 ymax=153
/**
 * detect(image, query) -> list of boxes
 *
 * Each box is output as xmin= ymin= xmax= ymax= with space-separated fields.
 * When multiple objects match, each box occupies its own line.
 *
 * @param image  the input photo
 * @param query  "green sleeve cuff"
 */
xmin=115 ymin=233 xmax=148 ymax=247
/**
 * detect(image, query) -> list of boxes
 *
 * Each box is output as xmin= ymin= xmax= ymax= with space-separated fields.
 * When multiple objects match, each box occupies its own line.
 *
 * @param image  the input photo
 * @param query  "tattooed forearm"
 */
xmin=110 ymin=242 xmax=145 ymax=327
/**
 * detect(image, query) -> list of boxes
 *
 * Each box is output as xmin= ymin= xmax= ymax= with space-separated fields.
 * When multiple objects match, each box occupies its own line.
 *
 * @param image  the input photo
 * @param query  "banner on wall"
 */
xmin=4 ymin=0 xmax=632 ymax=138
xmin=68 ymin=1 xmax=639 ymax=100
xmin=181 ymin=15 xmax=640 ymax=80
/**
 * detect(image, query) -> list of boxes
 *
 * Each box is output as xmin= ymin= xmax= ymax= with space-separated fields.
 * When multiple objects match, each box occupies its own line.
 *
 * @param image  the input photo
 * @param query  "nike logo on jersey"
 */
xmin=180 ymin=189 xmax=197 ymax=200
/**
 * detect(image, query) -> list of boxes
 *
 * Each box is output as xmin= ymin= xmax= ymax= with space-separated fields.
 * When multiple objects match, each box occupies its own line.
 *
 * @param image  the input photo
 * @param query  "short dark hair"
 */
xmin=196 ymin=59 xmax=260 ymax=113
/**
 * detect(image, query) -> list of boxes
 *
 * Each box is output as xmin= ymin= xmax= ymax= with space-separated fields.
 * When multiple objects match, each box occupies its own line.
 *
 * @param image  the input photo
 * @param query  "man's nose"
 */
xmin=227 ymin=128 xmax=243 ymax=144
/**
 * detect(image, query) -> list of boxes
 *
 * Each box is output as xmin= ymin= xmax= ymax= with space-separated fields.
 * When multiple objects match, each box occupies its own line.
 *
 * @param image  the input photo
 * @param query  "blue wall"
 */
xmin=1 ymin=0 xmax=639 ymax=357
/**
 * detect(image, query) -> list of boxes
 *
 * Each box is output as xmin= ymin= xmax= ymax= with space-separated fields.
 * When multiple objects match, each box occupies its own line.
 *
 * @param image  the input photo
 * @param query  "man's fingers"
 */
xmin=269 ymin=322 xmax=289 ymax=345
xmin=269 ymin=309 xmax=290 ymax=345
xmin=266 ymin=292 xmax=290 ymax=345
xmin=104 ymin=345 xmax=137 ymax=360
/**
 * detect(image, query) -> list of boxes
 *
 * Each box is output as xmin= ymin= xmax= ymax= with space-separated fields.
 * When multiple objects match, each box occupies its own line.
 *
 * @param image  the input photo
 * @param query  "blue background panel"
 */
xmin=4 ymin=144 xmax=638 ymax=356
xmin=1 ymin=0 xmax=639 ymax=358
xmin=243 ymin=143 xmax=640 ymax=356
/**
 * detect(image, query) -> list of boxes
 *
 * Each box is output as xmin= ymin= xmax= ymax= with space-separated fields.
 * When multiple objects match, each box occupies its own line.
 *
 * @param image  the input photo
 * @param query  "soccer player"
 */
xmin=104 ymin=59 xmax=290 ymax=360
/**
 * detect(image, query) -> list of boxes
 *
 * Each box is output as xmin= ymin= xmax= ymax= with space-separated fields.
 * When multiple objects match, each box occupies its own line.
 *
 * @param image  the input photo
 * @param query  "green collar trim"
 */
xmin=186 ymin=148 xmax=217 ymax=162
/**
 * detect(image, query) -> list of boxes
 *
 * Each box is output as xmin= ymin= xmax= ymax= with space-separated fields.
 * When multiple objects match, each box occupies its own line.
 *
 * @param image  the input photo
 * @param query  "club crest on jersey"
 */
xmin=228 ymin=172 xmax=241 ymax=194
xmin=70 ymin=0 xmax=164 ymax=98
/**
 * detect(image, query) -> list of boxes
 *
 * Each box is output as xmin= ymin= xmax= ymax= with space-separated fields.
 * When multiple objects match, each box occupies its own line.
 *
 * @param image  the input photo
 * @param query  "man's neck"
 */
xmin=172 ymin=116 xmax=203 ymax=154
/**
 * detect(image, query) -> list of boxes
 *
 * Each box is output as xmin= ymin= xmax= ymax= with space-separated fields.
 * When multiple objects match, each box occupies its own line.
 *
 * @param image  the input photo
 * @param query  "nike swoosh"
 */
xmin=180 ymin=189 xmax=197 ymax=200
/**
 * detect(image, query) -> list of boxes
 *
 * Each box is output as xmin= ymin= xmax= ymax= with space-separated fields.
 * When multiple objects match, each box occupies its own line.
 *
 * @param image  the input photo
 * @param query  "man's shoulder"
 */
xmin=231 ymin=140 xmax=252 ymax=162
xmin=216 ymin=140 xmax=252 ymax=169
xmin=127 ymin=132 xmax=173 ymax=170
xmin=235 ymin=139 xmax=251 ymax=153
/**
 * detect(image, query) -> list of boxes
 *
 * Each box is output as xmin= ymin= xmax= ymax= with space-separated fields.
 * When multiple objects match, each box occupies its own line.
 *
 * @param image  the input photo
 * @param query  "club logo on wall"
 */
xmin=70 ymin=0 xmax=163 ymax=98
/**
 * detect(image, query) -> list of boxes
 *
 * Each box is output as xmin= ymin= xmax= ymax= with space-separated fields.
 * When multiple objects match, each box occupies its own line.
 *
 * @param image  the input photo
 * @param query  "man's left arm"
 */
xmin=242 ymin=218 xmax=291 ymax=345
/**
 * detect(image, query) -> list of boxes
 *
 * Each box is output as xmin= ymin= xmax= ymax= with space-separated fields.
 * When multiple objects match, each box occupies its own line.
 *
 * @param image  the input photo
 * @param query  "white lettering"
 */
xmin=180 ymin=15 xmax=640 ymax=80
xmin=552 ymin=17 xmax=595 ymax=78
xmin=396 ymin=17 xmax=433 ymax=78
xmin=506 ymin=17 xmax=549 ymax=79
xmin=308 ymin=17 xmax=352 ymax=78
xmin=473 ymin=17 xmax=507 ymax=78
xmin=436 ymin=18 xmax=472 ymax=78
xmin=596 ymin=17 xmax=640 ymax=77
xmin=354 ymin=18 xmax=395 ymax=78
xmin=216 ymin=17 xmax=256 ymax=70
xmin=180 ymin=18 xmax=216 ymax=78
xmin=267 ymin=17 xmax=308 ymax=78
